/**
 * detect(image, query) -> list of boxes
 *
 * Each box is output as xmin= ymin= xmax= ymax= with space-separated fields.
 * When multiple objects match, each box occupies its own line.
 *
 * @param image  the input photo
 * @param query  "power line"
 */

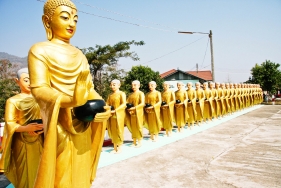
xmin=72 ymin=0 xmax=182 ymax=31
xmin=200 ymin=37 xmax=210 ymax=69
xmin=36 ymin=0 xmax=178 ymax=33
xmin=143 ymin=36 xmax=207 ymax=64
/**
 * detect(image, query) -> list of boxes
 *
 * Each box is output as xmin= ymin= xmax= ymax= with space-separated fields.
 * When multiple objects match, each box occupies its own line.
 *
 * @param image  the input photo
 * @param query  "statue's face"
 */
xmin=149 ymin=83 xmax=156 ymax=91
xmin=110 ymin=82 xmax=120 ymax=92
xmin=50 ymin=5 xmax=78 ymax=41
xmin=195 ymin=84 xmax=200 ymax=89
xmin=215 ymin=83 xmax=220 ymax=88
xmin=177 ymin=83 xmax=183 ymax=90
xmin=131 ymin=83 xmax=140 ymax=92
xmin=163 ymin=83 xmax=169 ymax=91
xmin=203 ymin=83 xmax=208 ymax=89
xmin=17 ymin=73 xmax=30 ymax=93
xmin=187 ymin=83 xmax=192 ymax=89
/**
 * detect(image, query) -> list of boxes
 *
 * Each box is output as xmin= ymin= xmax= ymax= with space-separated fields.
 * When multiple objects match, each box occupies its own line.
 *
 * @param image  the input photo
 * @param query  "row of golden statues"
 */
xmin=0 ymin=0 xmax=263 ymax=187
xmin=106 ymin=80 xmax=263 ymax=154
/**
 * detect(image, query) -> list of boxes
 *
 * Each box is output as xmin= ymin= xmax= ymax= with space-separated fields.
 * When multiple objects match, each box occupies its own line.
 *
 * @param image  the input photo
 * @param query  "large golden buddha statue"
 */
xmin=28 ymin=0 xmax=111 ymax=187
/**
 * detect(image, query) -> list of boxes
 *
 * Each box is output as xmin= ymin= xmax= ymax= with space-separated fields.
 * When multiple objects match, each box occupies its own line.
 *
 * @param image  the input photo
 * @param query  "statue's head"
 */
xmin=42 ymin=0 xmax=77 ymax=41
xmin=163 ymin=81 xmax=170 ymax=91
xmin=110 ymin=79 xmax=121 ymax=92
xmin=15 ymin=67 xmax=30 ymax=94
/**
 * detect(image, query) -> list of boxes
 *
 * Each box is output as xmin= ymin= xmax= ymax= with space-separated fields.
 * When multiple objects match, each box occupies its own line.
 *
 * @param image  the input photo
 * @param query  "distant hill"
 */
xmin=0 ymin=52 xmax=27 ymax=67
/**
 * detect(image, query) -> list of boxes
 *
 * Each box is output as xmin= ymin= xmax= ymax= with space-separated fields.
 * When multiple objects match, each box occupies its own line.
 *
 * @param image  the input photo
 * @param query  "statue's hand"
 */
xmin=94 ymin=106 xmax=111 ymax=122
xmin=72 ymin=70 xmax=91 ymax=107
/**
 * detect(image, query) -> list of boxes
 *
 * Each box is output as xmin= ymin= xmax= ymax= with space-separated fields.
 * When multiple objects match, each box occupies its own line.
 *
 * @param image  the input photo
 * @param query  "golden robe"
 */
xmin=216 ymin=88 xmax=225 ymax=116
xmin=210 ymin=89 xmax=219 ymax=118
xmin=203 ymin=89 xmax=213 ymax=121
xmin=195 ymin=88 xmax=205 ymax=122
xmin=144 ymin=91 xmax=162 ymax=134
xmin=0 ymin=95 xmax=43 ymax=188
xmin=125 ymin=91 xmax=145 ymax=140
xmin=224 ymin=88 xmax=232 ymax=113
xmin=160 ymin=90 xmax=175 ymax=131
xmin=106 ymin=91 xmax=126 ymax=145
xmin=186 ymin=89 xmax=197 ymax=124
xmin=174 ymin=90 xmax=188 ymax=127
xmin=28 ymin=41 xmax=106 ymax=187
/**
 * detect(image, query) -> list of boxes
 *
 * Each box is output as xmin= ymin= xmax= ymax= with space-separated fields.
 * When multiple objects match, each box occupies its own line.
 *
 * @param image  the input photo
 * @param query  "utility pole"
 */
xmin=178 ymin=30 xmax=215 ymax=82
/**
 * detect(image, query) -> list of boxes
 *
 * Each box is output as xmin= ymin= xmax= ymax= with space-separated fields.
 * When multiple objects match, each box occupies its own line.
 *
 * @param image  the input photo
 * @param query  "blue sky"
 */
xmin=0 ymin=0 xmax=280 ymax=83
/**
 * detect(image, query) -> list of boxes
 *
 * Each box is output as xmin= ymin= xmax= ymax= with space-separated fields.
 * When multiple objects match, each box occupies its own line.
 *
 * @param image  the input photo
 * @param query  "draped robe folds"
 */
xmin=186 ymin=89 xmax=197 ymax=124
xmin=160 ymin=90 xmax=175 ymax=131
xmin=0 ymin=95 xmax=43 ymax=188
xmin=222 ymin=88 xmax=230 ymax=115
xmin=230 ymin=88 xmax=236 ymax=112
xmin=125 ymin=91 xmax=145 ymax=140
xmin=174 ymin=90 xmax=189 ymax=127
xmin=210 ymin=89 xmax=219 ymax=118
xmin=195 ymin=89 xmax=205 ymax=122
xmin=216 ymin=88 xmax=225 ymax=116
xmin=106 ymin=91 xmax=126 ymax=145
xmin=225 ymin=89 xmax=232 ymax=113
xmin=203 ymin=89 xmax=213 ymax=121
xmin=28 ymin=41 xmax=107 ymax=187
xmin=144 ymin=91 xmax=162 ymax=134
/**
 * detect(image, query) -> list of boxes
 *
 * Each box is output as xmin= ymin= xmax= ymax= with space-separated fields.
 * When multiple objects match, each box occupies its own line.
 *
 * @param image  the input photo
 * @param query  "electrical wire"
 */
xmin=143 ymin=35 xmax=207 ymax=64
xmin=72 ymin=0 xmax=182 ymax=31
xmin=36 ymin=0 xmax=178 ymax=33
xmin=200 ymin=37 xmax=210 ymax=69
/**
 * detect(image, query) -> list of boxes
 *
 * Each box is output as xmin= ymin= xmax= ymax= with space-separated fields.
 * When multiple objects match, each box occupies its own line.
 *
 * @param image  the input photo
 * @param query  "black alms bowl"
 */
xmin=145 ymin=103 xmax=152 ymax=108
xmin=176 ymin=99 xmax=181 ymax=104
xmin=126 ymin=103 xmax=134 ymax=109
xmin=74 ymin=99 xmax=106 ymax=122
xmin=28 ymin=119 xmax=43 ymax=133
xmin=161 ymin=101 xmax=167 ymax=106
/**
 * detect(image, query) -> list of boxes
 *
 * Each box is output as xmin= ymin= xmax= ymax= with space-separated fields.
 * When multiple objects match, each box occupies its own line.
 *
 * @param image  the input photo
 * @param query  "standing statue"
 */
xmin=106 ymin=79 xmax=126 ymax=153
xmin=195 ymin=82 xmax=205 ymax=125
xmin=209 ymin=82 xmax=218 ymax=119
xmin=203 ymin=82 xmax=213 ymax=122
xmin=0 ymin=68 xmax=44 ymax=188
xmin=186 ymin=82 xmax=197 ymax=129
xmin=174 ymin=82 xmax=188 ymax=132
xmin=215 ymin=82 xmax=224 ymax=119
xmin=144 ymin=81 xmax=162 ymax=141
xmin=27 ymin=0 xmax=111 ymax=187
xmin=160 ymin=81 xmax=175 ymax=137
xmin=125 ymin=80 xmax=145 ymax=147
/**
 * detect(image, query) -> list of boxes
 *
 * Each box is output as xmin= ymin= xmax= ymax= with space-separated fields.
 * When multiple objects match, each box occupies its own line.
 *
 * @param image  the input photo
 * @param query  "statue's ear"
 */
xmin=42 ymin=15 xmax=52 ymax=40
xmin=14 ymin=78 xmax=19 ymax=85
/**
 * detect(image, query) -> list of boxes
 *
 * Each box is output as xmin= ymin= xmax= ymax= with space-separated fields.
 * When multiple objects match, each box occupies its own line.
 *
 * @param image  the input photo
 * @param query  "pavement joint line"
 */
xmin=97 ymin=105 xmax=263 ymax=169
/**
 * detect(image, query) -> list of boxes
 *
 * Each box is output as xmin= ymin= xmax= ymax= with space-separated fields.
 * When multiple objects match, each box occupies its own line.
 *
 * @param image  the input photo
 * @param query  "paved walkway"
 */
xmin=2 ymin=105 xmax=281 ymax=188
xmin=92 ymin=105 xmax=281 ymax=188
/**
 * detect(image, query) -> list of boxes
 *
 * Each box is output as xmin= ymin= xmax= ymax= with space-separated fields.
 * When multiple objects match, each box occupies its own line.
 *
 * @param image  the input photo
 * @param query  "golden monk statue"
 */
xmin=221 ymin=83 xmax=230 ymax=115
xmin=195 ymin=82 xmax=205 ymax=125
xmin=203 ymin=82 xmax=213 ymax=122
xmin=160 ymin=81 xmax=175 ymax=137
xmin=225 ymin=83 xmax=234 ymax=114
xmin=144 ymin=81 xmax=162 ymax=141
xmin=125 ymin=80 xmax=145 ymax=147
xmin=174 ymin=82 xmax=188 ymax=132
xmin=209 ymin=82 xmax=219 ymax=119
xmin=186 ymin=82 xmax=197 ymax=129
xmin=106 ymin=79 xmax=126 ymax=153
xmin=215 ymin=82 xmax=224 ymax=119
xmin=0 ymin=68 xmax=44 ymax=188
xmin=27 ymin=0 xmax=111 ymax=187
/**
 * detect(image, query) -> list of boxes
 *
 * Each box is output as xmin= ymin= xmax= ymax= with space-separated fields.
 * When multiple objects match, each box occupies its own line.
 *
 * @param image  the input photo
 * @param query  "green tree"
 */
xmin=249 ymin=60 xmax=281 ymax=94
xmin=123 ymin=65 xmax=164 ymax=94
xmin=80 ymin=40 xmax=144 ymax=98
xmin=0 ymin=59 xmax=20 ymax=121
